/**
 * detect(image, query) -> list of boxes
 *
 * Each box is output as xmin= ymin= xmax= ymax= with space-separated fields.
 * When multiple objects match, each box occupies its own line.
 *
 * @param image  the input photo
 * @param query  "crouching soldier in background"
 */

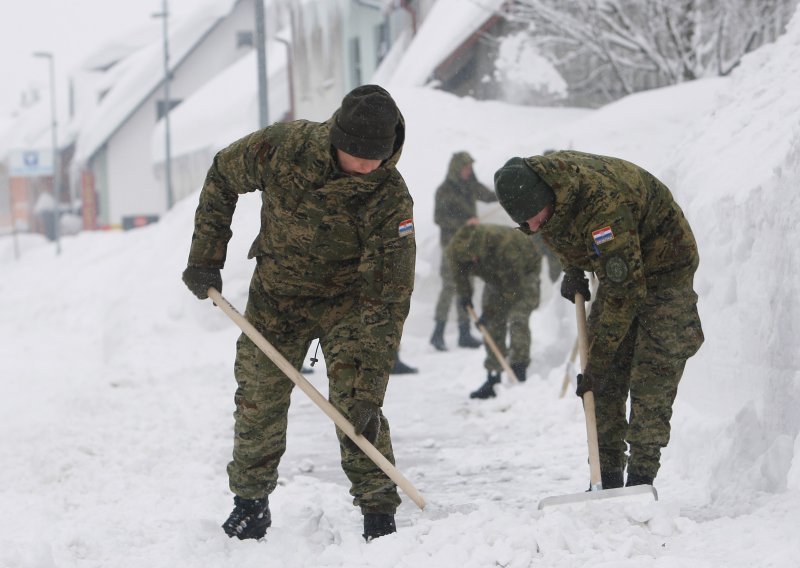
xmin=447 ymin=224 xmax=544 ymax=399
xmin=494 ymin=151 xmax=704 ymax=489
xmin=181 ymin=85 xmax=415 ymax=541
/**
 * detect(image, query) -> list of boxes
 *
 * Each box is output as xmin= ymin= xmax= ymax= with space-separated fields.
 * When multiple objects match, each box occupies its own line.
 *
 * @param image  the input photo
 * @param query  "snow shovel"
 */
xmin=207 ymin=288 xmax=426 ymax=510
xmin=558 ymin=339 xmax=579 ymax=398
xmin=465 ymin=304 xmax=519 ymax=384
xmin=560 ymin=275 xmax=597 ymax=398
xmin=537 ymin=293 xmax=657 ymax=509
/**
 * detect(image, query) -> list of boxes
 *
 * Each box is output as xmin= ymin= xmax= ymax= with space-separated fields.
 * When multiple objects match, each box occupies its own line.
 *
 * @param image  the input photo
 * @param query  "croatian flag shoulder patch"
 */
xmin=591 ymin=226 xmax=614 ymax=246
xmin=398 ymin=218 xmax=414 ymax=237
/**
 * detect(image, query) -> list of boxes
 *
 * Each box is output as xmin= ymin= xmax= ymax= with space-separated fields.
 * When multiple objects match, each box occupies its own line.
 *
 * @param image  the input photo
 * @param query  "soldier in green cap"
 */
xmin=446 ymin=224 xmax=544 ymax=398
xmin=493 ymin=150 xmax=704 ymax=490
xmin=181 ymin=85 xmax=415 ymax=541
xmin=431 ymin=151 xmax=497 ymax=351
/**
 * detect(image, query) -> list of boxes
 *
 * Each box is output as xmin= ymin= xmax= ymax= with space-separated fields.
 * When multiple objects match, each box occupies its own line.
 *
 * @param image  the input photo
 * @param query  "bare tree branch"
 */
xmin=498 ymin=0 xmax=799 ymax=104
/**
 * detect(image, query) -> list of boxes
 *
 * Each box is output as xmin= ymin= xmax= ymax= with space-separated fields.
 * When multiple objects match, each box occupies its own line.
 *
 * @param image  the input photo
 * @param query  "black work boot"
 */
xmin=391 ymin=358 xmax=418 ymax=374
xmin=222 ymin=495 xmax=271 ymax=540
xmin=363 ymin=513 xmax=396 ymax=542
xmin=457 ymin=322 xmax=482 ymax=348
xmin=601 ymin=470 xmax=624 ymax=489
xmin=469 ymin=371 xmax=501 ymax=399
xmin=430 ymin=321 xmax=447 ymax=351
xmin=510 ymin=362 xmax=528 ymax=382
xmin=626 ymin=472 xmax=655 ymax=487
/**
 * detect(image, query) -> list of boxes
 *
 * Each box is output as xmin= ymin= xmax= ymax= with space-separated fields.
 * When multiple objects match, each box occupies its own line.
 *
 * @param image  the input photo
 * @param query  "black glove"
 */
xmin=459 ymin=296 xmax=473 ymax=311
xmin=475 ymin=313 xmax=487 ymax=329
xmin=350 ymin=399 xmax=381 ymax=444
xmin=182 ymin=266 xmax=222 ymax=300
xmin=575 ymin=372 xmax=595 ymax=398
xmin=561 ymin=272 xmax=590 ymax=303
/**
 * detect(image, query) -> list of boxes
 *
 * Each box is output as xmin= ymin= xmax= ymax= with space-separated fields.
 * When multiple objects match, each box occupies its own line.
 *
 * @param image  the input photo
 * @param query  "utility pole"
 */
xmin=255 ymin=0 xmax=269 ymax=128
xmin=33 ymin=51 xmax=61 ymax=256
xmin=153 ymin=0 xmax=175 ymax=210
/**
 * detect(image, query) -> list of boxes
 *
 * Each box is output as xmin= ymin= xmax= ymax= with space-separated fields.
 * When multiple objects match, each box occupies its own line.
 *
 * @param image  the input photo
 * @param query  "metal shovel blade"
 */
xmin=537 ymin=484 xmax=658 ymax=510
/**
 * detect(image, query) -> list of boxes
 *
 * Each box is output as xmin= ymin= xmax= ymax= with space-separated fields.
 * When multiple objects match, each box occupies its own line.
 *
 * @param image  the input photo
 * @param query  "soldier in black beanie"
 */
xmin=182 ymin=84 xmax=415 ymax=542
xmin=330 ymin=84 xmax=400 ymax=161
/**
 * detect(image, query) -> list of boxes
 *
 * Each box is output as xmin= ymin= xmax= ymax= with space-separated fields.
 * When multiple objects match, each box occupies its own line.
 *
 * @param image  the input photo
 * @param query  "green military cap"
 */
xmin=330 ymin=85 xmax=398 ymax=160
xmin=494 ymin=157 xmax=554 ymax=224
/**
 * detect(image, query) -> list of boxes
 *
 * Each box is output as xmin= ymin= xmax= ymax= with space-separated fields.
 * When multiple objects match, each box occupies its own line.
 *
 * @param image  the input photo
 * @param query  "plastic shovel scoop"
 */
xmin=538 ymin=293 xmax=658 ymax=509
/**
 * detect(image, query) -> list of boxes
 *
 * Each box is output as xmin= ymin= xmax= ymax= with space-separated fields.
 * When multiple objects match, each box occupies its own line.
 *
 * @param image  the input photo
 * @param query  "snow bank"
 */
xmin=2 ymin=8 xmax=800 ymax=566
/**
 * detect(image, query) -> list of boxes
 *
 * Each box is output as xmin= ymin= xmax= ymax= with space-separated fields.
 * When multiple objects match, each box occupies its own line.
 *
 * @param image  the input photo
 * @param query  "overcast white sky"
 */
xmin=0 ymin=0 xmax=209 ymax=117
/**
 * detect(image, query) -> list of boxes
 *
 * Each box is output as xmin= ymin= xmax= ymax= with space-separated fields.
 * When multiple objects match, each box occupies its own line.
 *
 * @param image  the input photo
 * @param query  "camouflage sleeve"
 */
xmin=187 ymin=129 xmax=273 ymax=268
xmin=583 ymin=204 xmax=646 ymax=377
xmin=562 ymin=264 xmax=584 ymax=280
xmin=446 ymin=239 xmax=474 ymax=301
xmin=354 ymin=181 xmax=416 ymax=406
xmin=472 ymin=179 xmax=498 ymax=203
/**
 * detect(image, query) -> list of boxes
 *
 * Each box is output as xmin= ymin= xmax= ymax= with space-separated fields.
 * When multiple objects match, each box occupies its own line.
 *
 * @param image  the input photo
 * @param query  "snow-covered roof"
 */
xmin=150 ymin=36 xmax=290 ymax=162
xmin=73 ymin=1 xmax=237 ymax=164
xmin=79 ymin=24 xmax=159 ymax=74
xmin=388 ymin=0 xmax=504 ymax=88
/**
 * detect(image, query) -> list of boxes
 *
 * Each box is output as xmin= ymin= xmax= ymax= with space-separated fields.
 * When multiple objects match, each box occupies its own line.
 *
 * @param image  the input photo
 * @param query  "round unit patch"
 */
xmin=605 ymin=255 xmax=629 ymax=283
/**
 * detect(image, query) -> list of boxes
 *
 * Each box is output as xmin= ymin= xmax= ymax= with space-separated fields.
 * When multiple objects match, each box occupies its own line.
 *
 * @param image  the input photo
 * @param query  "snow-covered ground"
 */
xmin=3 ymin=11 xmax=800 ymax=568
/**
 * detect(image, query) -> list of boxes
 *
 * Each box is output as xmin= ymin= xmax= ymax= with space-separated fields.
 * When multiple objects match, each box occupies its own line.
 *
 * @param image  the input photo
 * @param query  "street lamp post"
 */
xmin=152 ymin=0 xmax=175 ymax=210
xmin=255 ymin=0 xmax=269 ymax=128
xmin=33 ymin=51 xmax=61 ymax=255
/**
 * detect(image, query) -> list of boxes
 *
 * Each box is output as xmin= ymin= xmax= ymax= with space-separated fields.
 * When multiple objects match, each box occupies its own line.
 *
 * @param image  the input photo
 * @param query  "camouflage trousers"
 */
xmin=480 ymin=278 xmax=540 ymax=372
xmin=434 ymin=250 xmax=470 ymax=325
xmin=589 ymin=282 xmax=704 ymax=479
xmin=227 ymin=271 xmax=401 ymax=514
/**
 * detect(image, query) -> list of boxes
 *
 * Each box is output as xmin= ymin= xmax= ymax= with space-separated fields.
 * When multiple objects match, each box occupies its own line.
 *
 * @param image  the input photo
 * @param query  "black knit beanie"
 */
xmin=330 ymin=85 xmax=398 ymax=160
xmin=494 ymin=157 xmax=555 ymax=224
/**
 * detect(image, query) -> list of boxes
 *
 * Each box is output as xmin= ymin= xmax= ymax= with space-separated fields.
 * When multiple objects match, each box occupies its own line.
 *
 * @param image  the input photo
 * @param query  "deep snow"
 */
xmin=2 ymin=9 xmax=800 ymax=568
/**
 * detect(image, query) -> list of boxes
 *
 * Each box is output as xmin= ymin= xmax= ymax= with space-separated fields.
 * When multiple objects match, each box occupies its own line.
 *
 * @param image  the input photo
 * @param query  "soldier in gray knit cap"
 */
xmin=182 ymin=85 xmax=415 ymax=542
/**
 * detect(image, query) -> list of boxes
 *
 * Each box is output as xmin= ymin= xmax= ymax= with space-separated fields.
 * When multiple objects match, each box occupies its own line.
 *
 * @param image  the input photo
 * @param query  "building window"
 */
xmin=237 ymin=30 xmax=254 ymax=49
xmin=156 ymin=99 xmax=182 ymax=121
xmin=349 ymin=37 xmax=362 ymax=87
xmin=375 ymin=22 xmax=390 ymax=66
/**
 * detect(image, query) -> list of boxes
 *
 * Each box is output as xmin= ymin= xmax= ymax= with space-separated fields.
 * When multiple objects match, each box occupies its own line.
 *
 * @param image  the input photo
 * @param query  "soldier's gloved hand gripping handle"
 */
xmin=350 ymin=399 xmax=381 ymax=444
xmin=182 ymin=266 xmax=222 ymax=300
xmin=560 ymin=271 xmax=591 ymax=303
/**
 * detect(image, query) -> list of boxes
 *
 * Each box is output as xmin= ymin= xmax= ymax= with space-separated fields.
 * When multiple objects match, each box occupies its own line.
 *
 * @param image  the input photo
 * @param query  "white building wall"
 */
xmin=291 ymin=0 xmax=347 ymax=121
xmin=105 ymin=99 xmax=165 ymax=223
xmin=168 ymin=1 xmax=256 ymax=100
xmin=288 ymin=0 xmax=417 ymax=121
xmin=101 ymin=0 xmax=257 ymax=226
xmin=347 ymin=5 xmax=386 ymax=89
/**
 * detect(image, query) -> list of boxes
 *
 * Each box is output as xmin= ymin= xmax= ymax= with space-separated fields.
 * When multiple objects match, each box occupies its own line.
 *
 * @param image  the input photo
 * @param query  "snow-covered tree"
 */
xmin=502 ymin=0 xmax=799 ymax=105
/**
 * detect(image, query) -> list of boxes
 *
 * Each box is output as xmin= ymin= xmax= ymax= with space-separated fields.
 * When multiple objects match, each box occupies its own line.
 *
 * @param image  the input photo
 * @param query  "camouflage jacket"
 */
xmin=530 ymin=151 xmax=700 ymax=375
xmin=434 ymin=152 xmax=497 ymax=246
xmin=446 ymin=224 xmax=542 ymax=302
xmin=187 ymin=113 xmax=416 ymax=405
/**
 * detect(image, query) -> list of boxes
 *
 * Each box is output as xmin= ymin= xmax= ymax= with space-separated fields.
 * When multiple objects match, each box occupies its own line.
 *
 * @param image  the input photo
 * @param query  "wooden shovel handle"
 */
xmin=207 ymin=288 xmax=426 ymax=510
xmin=466 ymin=305 xmax=519 ymax=383
xmin=576 ymin=293 xmax=602 ymax=490
xmin=558 ymin=339 xmax=579 ymax=398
